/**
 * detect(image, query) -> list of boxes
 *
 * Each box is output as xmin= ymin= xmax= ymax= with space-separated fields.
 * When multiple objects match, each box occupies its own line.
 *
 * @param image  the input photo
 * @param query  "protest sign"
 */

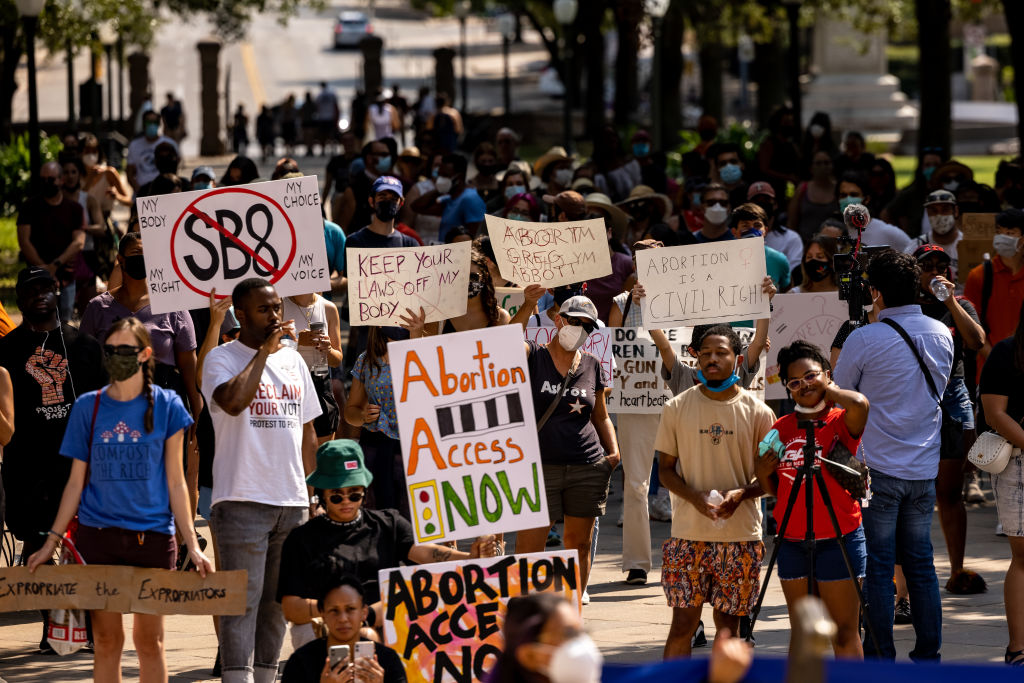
xmin=956 ymin=239 xmax=991 ymax=285
xmin=380 ymin=550 xmax=581 ymax=683
xmin=495 ymin=287 xmax=526 ymax=317
xmin=347 ymin=242 xmax=472 ymax=326
xmin=0 ymin=566 xmax=247 ymax=615
xmin=389 ymin=325 xmax=548 ymax=543
xmin=636 ymin=239 xmax=770 ymax=328
xmin=484 ymin=215 xmax=612 ymax=288
xmin=764 ymin=293 xmax=848 ymax=399
xmin=136 ymin=176 xmax=330 ymax=314
xmin=960 ymin=212 xmax=996 ymax=239
xmin=524 ymin=325 xmax=613 ymax=385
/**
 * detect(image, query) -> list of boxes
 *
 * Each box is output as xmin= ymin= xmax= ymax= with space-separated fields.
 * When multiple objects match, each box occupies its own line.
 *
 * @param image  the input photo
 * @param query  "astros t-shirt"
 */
xmin=653 ymin=385 xmax=775 ymax=542
xmin=202 ymin=340 xmax=321 ymax=507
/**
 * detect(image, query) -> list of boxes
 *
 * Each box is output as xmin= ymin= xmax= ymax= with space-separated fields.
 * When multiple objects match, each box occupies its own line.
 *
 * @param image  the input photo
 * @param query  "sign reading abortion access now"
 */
xmin=136 ymin=176 xmax=330 ymax=314
xmin=485 ymin=215 xmax=612 ymax=288
xmin=389 ymin=326 xmax=548 ymax=543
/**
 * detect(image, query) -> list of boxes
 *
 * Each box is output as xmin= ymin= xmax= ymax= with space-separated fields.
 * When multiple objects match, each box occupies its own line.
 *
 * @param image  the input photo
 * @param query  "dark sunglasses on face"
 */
xmin=104 ymin=344 xmax=141 ymax=357
xmin=560 ymin=315 xmax=595 ymax=335
xmin=329 ymin=492 xmax=365 ymax=504
xmin=705 ymin=199 xmax=728 ymax=207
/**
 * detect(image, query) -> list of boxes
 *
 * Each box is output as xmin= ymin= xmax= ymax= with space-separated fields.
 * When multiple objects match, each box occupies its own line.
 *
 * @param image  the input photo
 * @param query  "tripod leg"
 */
xmin=747 ymin=470 xmax=805 ymax=639
xmin=814 ymin=469 xmax=882 ymax=656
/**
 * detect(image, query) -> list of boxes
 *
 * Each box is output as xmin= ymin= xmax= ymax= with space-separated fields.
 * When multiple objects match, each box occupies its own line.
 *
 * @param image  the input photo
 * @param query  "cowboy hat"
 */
xmin=585 ymin=192 xmax=630 ymax=239
xmin=616 ymin=185 xmax=672 ymax=222
xmin=533 ymin=146 xmax=574 ymax=181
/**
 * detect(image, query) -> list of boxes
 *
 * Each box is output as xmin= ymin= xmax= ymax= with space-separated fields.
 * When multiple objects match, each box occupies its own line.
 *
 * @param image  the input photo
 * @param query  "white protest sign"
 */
xmin=636 ymin=238 xmax=770 ymax=328
xmin=495 ymin=287 xmax=527 ymax=317
xmin=484 ymin=215 xmax=612 ymax=288
xmin=765 ymin=292 xmax=848 ymax=399
xmin=347 ymin=242 xmax=472 ymax=326
xmin=389 ymin=326 xmax=548 ymax=543
xmin=524 ymin=325 xmax=613 ymax=385
xmin=136 ymin=176 xmax=329 ymax=314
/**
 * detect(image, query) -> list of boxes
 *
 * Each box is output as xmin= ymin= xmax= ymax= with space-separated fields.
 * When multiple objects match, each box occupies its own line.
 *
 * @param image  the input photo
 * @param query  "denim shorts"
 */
xmin=777 ymin=525 xmax=866 ymax=582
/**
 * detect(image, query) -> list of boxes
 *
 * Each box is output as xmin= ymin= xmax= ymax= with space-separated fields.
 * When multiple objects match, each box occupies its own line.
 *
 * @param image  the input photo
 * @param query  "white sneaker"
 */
xmin=965 ymin=471 xmax=985 ymax=504
xmin=581 ymin=590 xmax=591 ymax=605
xmin=649 ymin=491 xmax=672 ymax=522
xmin=997 ymin=522 xmax=1007 ymax=537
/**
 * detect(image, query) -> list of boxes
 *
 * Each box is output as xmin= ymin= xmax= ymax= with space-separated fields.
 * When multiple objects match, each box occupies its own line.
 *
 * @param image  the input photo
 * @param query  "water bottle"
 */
xmin=929 ymin=277 xmax=952 ymax=302
xmin=309 ymin=321 xmax=329 ymax=377
xmin=707 ymin=489 xmax=726 ymax=528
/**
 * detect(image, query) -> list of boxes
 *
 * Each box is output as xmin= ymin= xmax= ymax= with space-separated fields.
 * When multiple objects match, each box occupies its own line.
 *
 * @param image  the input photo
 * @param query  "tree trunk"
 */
xmin=613 ymin=0 xmax=642 ymax=126
xmin=916 ymin=0 xmax=952 ymax=160
xmin=581 ymin=1 xmax=606 ymax=140
xmin=1003 ymin=0 xmax=1024 ymax=147
xmin=657 ymin=0 xmax=685 ymax=147
xmin=753 ymin=27 xmax=787 ymax=129
xmin=698 ymin=39 xmax=723 ymax=122
xmin=0 ymin=22 xmax=23 ymax=141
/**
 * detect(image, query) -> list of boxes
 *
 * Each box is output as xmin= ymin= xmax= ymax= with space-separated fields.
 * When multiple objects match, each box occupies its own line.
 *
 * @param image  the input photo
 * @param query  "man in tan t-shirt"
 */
xmin=655 ymin=324 xmax=775 ymax=657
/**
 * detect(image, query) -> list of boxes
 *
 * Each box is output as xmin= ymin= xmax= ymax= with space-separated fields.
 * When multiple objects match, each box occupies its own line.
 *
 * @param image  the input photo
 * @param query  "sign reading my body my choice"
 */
xmin=636 ymin=238 xmax=770 ymax=328
xmin=484 ymin=215 xmax=613 ymax=288
xmin=136 ymin=176 xmax=330 ymax=314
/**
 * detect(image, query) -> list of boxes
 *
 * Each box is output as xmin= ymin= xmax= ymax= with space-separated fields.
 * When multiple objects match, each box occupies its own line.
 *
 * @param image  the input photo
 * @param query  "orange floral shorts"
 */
xmin=661 ymin=538 xmax=764 ymax=615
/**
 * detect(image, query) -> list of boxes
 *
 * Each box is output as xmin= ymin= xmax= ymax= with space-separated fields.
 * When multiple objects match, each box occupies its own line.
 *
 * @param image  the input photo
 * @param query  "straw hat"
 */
xmin=616 ymin=185 xmax=673 ymax=222
xmin=533 ymin=146 xmax=574 ymax=181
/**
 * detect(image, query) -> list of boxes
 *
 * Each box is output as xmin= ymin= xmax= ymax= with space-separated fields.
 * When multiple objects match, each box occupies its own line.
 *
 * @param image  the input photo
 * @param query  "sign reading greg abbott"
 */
xmin=136 ymin=176 xmax=330 ymax=314
xmin=389 ymin=325 xmax=548 ymax=543
xmin=636 ymin=238 xmax=770 ymax=328
xmin=484 ymin=215 xmax=612 ymax=288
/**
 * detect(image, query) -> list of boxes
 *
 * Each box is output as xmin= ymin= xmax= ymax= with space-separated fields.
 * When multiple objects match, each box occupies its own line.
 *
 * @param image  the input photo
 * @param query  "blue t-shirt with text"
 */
xmin=440 ymin=187 xmax=486 ymax=241
xmin=61 ymin=386 xmax=193 ymax=534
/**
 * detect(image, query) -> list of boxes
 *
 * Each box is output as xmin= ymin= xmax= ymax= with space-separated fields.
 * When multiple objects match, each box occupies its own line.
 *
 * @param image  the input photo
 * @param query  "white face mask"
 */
xmin=928 ymin=213 xmax=956 ymax=235
xmin=554 ymin=168 xmax=573 ymax=188
xmin=557 ymin=323 xmax=587 ymax=352
xmin=794 ymin=399 xmax=828 ymax=413
xmin=993 ymin=233 xmax=1021 ymax=259
xmin=546 ymin=635 xmax=603 ymax=683
xmin=435 ymin=176 xmax=453 ymax=194
xmin=704 ymin=204 xmax=729 ymax=226
xmin=809 ymin=124 xmax=825 ymax=139
xmin=83 ymin=153 xmax=99 ymax=167
xmin=943 ymin=180 xmax=960 ymax=192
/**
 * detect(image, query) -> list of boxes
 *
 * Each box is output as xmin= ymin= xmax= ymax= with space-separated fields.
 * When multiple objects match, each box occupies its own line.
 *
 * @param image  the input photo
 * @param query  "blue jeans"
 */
xmin=861 ymin=471 xmax=941 ymax=661
xmin=211 ymin=501 xmax=307 ymax=683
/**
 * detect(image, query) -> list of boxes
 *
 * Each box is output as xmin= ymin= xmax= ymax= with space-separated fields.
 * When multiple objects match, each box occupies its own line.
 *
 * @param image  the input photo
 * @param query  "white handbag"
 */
xmin=968 ymin=430 xmax=1018 ymax=474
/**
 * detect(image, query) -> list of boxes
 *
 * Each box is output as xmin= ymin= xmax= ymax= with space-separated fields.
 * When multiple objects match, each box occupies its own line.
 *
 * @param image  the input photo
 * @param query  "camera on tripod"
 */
xmin=833 ymin=204 xmax=888 ymax=324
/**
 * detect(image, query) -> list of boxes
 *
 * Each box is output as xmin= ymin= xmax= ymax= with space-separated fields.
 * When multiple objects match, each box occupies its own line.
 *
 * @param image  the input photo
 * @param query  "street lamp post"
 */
xmin=98 ymin=20 xmax=117 ymax=130
xmin=117 ymin=35 xmax=125 ymax=124
xmin=646 ymin=0 xmax=670 ymax=150
xmin=553 ymin=0 xmax=577 ymax=153
xmin=454 ymin=1 xmax=470 ymax=114
xmin=497 ymin=12 xmax=516 ymax=117
xmin=16 ymin=0 xmax=47 ymax=195
xmin=783 ymin=0 xmax=802 ymax=130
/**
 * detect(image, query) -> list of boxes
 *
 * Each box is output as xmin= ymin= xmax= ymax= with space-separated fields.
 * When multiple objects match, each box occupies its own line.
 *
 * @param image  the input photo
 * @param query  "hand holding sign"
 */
xmin=484 ymin=215 xmax=613 ymax=288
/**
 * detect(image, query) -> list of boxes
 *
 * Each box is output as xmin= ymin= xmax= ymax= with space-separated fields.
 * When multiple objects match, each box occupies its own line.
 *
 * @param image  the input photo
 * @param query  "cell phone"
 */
xmin=354 ymin=641 xmax=375 ymax=661
xmin=329 ymin=644 xmax=350 ymax=671
xmin=310 ymin=321 xmax=326 ymax=334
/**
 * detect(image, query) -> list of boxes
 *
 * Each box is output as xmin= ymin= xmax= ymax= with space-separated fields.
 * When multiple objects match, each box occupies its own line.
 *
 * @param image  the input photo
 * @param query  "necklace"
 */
xmin=325 ymin=510 xmax=363 ymax=529
xmin=293 ymin=296 xmax=316 ymax=326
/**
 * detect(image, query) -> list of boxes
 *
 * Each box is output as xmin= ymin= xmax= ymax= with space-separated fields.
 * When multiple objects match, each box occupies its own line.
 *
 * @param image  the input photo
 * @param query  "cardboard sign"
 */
xmin=0 ymin=566 xmax=247 ymax=615
xmin=389 ymin=326 xmax=548 ymax=543
xmin=136 ymin=176 xmax=330 ymax=314
xmin=524 ymin=325 xmax=614 ymax=385
xmin=956 ymin=239 xmax=991 ymax=284
xmin=380 ymin=550 xmax=581 ymax=683
xmin=960 ymin=213 xmax=996 ymax=239
xmin=495 ymin=287 xmax=527 ymax=317
xmin=636 ymin=239 xmax=770 ymax=328
xmin=347 ymin=242 xmax=472 ymax=326
xmin=764 ymin=293 xmax=848 ymax=399
xmin=484 ymin=215 xmax=613 ymax=288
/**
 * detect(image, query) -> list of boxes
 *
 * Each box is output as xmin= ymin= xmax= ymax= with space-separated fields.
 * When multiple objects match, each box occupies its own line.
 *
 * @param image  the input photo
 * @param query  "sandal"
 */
xmin=945 ymin=569 xmax=987 ymax=595
xmin=1006 ymin=648 xmax=1024 ymax=666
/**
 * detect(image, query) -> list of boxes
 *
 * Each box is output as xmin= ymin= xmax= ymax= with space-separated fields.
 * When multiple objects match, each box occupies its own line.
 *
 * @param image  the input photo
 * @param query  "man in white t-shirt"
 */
xmin=202 ymin=278 xmax=321 ymax=683
xmin=655 ymin=324 xmax=774 ymax=658
xmin=126 ymin=110 xmax=178 ymax=190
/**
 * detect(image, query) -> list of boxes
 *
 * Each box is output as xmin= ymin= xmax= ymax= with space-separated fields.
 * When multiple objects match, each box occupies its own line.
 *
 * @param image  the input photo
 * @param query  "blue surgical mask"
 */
xmin=376 ymin=155 xmax=392 ymax=174
xmin=507 ymin=212 xmax=529 ymax=222
xmin=839 ymin=195 xmax=863 ymax=212
xmin=193 ymin=181 xmax=211 ymax=190
xmin=742 ymin=229 xmax=763 ymax=238
xmin=431 ymin=167 xmax=440 ymax=179
xmin=720 ymin=163 xmax=742 ymax=185
xmin=697 ymin=358 xmax=741 ymax=392
xmin=691 ymin=193 xmax=701 ymax=207
xmin=144 ymin=122 xmax=159 ymax=138
xmin=505 ymin=184 xmax=526 ymax=199
xmin=632 ymin=142 xmax=650 ymax=158
xmin=922 ymin=166 xmax=936 ymax=181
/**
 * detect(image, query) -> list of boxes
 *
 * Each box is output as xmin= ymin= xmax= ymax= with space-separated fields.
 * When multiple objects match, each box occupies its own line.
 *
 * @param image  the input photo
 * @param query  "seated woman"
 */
xmin=278 ymin=440 xmax=497 ymax=647
xmin=282 ymin=573 xmax=406 ymax=683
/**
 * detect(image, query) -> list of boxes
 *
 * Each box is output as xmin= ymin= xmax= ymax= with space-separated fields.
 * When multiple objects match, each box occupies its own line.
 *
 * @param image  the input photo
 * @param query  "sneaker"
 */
xmin=691 ymin=620 xmax=707 ymax=648
xmin=965 ymin=472 xmax=985 ymax=504
xmin=617 ymin=511 xmax=624 ymax=527
xmin=546 ymin=528 xmax=562 ymax=547
xmin=212 ymin=647 xmax=222 ymax=676
xmin=625 ymin=569 xmax=647 ymax=585
xmin=894 ymin=597 xmax=912 ymax=624
xmin=649 ymin=491 xmax=672 ymax=522
xmin=581 ymin=591 xmax=590 ymax=605
xmin=997 ymin=522 xmax=1007 ymax=537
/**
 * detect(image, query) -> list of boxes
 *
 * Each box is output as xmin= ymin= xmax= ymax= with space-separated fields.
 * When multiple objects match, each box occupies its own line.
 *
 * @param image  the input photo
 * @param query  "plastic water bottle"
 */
xmin=929 ymin=277 xmax=952 ymax=302
xmin=707 ymin=489 xmax=726 ymax=528
xmin=309 ymin=321 xmax=329 ymax=377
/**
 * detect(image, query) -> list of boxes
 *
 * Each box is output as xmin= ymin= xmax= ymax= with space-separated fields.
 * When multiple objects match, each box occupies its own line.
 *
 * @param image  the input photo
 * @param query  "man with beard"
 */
xmin=0 ymin=266 xmax=105 ymax=652
xmin=201 ymin=278 xmax=321 ymax=683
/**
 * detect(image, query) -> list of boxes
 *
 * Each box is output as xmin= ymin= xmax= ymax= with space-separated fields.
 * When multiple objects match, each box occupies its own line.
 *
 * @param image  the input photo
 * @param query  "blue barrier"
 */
xmin=603 ymin=656 xmax=1020 ymax=683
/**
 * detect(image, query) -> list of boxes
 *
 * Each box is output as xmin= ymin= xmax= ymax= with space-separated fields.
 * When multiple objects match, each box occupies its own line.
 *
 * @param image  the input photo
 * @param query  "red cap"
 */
xmin=747 ymin=181 xmax=775 ymax=200
xmin=912 ymin=243 xmax=952 ymax=263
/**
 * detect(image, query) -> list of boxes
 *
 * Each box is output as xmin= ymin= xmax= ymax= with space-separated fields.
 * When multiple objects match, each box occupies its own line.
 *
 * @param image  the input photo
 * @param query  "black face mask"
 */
xmin=124 ymin=254 xmax=147 ymax=281
xmin=381 ymin=326 xmax=409 ymax=341
xmin=805 ymin=259 xmax=833 ymax=282
xmin=698 ymin=128 xmax=716 ymax=142
xmin=754 ymin=202 xmax=775 ymax=221
xmin=957 ymin=202 xmax=982 ymax=214
xmin=41 ymin=179 xmax=61 ymax=198
xmin=374 ymin=199 xmax=400 ymax=221
xmin=477 ymin=163 xmax=503 ymax=176
xmin=631 ymin=205 xmax=652 ymax=222
xmin=155 ymin=155 xmax=179 ymax=175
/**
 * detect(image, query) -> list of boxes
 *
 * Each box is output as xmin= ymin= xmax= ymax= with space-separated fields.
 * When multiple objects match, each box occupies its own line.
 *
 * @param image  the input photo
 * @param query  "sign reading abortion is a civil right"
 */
xmin=136 ymin=176 xmax=330 ymax=314
xmin=389 ymin=325 xmax=548 ymax=544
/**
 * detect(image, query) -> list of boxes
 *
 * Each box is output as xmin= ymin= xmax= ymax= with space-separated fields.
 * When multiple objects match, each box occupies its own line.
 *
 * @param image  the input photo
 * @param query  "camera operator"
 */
xmin=755 ymin=341 xmax=870 ymax=658
xmin=833 ymin=249 xmax=954 ymax=661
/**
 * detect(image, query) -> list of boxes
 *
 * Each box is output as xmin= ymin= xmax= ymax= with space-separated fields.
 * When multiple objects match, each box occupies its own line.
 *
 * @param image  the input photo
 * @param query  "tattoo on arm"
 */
xmin=431 ymin=546 xmax=454 ymax=562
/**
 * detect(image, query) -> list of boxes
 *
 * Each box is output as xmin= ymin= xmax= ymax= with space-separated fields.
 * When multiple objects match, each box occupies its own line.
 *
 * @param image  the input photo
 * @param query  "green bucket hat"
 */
xmin=306 ymin=439 xmax=374 ymax=490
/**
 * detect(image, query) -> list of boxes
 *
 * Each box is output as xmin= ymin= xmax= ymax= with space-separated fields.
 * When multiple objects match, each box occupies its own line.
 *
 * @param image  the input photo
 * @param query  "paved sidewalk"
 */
xmin=0 ymin=479 xmax=1012 ymax=680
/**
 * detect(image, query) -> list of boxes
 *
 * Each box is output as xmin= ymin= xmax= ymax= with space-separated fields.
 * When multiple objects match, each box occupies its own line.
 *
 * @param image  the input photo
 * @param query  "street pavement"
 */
xmin=0 ymin=476 xmax=1013 ymax=681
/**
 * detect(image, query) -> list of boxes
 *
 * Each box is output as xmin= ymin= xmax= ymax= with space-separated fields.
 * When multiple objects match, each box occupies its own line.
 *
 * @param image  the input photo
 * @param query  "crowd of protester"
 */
xmin=4 ymin=100 xmax=1024 ymax=681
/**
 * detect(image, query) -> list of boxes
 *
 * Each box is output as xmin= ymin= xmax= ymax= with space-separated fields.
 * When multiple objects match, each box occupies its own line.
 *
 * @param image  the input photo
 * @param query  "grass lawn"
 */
xmin=890 ymin=155 xmax=1007 ymax=190
xmin=0 ymin=217 xmax=23 ymax=315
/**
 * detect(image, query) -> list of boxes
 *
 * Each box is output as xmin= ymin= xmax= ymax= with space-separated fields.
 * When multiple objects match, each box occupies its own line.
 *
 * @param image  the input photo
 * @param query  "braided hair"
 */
xmin=471 ymin=249 xmax=500 ymax=328
xmin=107 ymin=317 xmax=156 ymax=432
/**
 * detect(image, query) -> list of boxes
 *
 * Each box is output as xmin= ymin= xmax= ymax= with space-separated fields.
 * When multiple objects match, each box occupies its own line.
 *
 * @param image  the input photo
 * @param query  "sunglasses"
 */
xmin=919 ymin=260 xmax=947 ymax=273
xmin=103 ymin=344 xmax=142 ymax=357
xmin=705 ymin=199 xmax=728 ymax=207
xmin=328 ymin=492 xmax=365 ymax=504
xmin=785 ymin=370 xmax=824 ymax=392
xmin=560 ymin=315 xmax=596 ymax=335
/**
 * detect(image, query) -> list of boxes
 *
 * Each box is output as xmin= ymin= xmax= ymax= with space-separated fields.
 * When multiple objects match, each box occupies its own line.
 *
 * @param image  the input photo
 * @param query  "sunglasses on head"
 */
xmin=103 ymin=344 xmax=141 ymax=357
xmin=560 ymin=315 xmax=595 ymax=334
xmin=328 ymin=492 xmax=365 ymax=504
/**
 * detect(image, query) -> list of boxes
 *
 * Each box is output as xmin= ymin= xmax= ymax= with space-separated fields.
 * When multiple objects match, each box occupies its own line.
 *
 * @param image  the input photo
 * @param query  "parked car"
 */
xmin=333 ymin=11 xmax=373 ymax=49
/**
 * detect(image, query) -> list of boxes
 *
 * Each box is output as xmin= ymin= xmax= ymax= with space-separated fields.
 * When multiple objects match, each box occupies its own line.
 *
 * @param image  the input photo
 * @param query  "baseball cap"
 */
xmin=923 ymin=189 xmax=956 ymax=207
xmin=306 ymin=439 xmax=373 ymax=490
xmin=632 ymin=238 xmax=664 ymax=251
xmin=371 ymin=175 xmax=404 ymax=199
xmin=541 ymin=190 xmax=586 ymax=219
xmin=747 ymin=181 xmax=775 ymax=200
xmin=191 ymin=166 xmax=215 ymax=182
xmin=558 ymin=295 xmax=599 ymax=324
xmin=912 ymin=243 xmax=952 ymax=263
xmin=16 ymin=265 xmax=56 ymax=292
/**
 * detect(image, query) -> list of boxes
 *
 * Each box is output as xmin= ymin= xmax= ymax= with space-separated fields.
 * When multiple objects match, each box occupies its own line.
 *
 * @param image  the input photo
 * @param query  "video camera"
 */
xmin=833 ymin=204 xmax=888 ymax=325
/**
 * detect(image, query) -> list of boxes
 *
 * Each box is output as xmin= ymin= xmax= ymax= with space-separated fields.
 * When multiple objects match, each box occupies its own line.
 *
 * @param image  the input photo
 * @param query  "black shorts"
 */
xmin=542 ymin=458 xmax=614 ymax=520
xmin=76 ymin=524 xmax=176 ymax=570
xmin=312 ymin=373 xmax=340 ymax=438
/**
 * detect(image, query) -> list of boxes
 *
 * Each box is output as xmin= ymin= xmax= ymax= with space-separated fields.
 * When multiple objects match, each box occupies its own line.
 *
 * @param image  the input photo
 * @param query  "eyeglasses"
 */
xmin=328 ymin=492 xmax=365 ymax=504
xmin=785 ymin=370 xmax=824 ymax=392
xmin=560 ymin=315 xmax=596 ymax=335
xmin=705 ymin=199 xmax=728 ymax=208
xmin=103 ymin=344 xmax=142 ymax=357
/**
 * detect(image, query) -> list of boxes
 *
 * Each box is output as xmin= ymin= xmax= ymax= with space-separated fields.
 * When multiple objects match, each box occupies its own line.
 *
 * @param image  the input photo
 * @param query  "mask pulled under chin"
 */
xmin=557 ymin=324 xmax=587 ymax=352
xmin=546 ymin=635 xmax=603 ymax=683
xmin=696 ymin=365 xmax=740 ymax=393
xmin=794 ymin=399 xmax=828 ymax=413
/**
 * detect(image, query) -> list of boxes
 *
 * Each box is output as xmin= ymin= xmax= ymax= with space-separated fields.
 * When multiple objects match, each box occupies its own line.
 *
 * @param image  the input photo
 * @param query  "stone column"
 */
xmin=197 ymin=39 xmax=225 ymax=156
xmin=434 ymin=47 xmax=456 ymax=102
xmin=360 ymin=35 xmax=384 ymax=95
xmin=127 ymin=51 xmax=150 ymax=133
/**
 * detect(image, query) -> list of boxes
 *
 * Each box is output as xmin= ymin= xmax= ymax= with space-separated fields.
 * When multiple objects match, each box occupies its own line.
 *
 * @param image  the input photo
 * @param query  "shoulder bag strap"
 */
xmin=621 ymin=293 xmax=634 ymax=323
xmin=880 ymin=318 xmax=941 ymax=402
xmin=85 ymin=389 xmax=102 ymax=487
xmin=536 ymin=352 xmax=581 ymax=432
xmin=981 ymin=259 xmax=993 ymax=333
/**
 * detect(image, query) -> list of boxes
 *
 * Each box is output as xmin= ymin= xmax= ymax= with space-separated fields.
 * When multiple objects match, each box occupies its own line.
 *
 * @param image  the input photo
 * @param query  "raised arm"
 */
xmin=211 ymin=323 xmax=291 ymax=415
